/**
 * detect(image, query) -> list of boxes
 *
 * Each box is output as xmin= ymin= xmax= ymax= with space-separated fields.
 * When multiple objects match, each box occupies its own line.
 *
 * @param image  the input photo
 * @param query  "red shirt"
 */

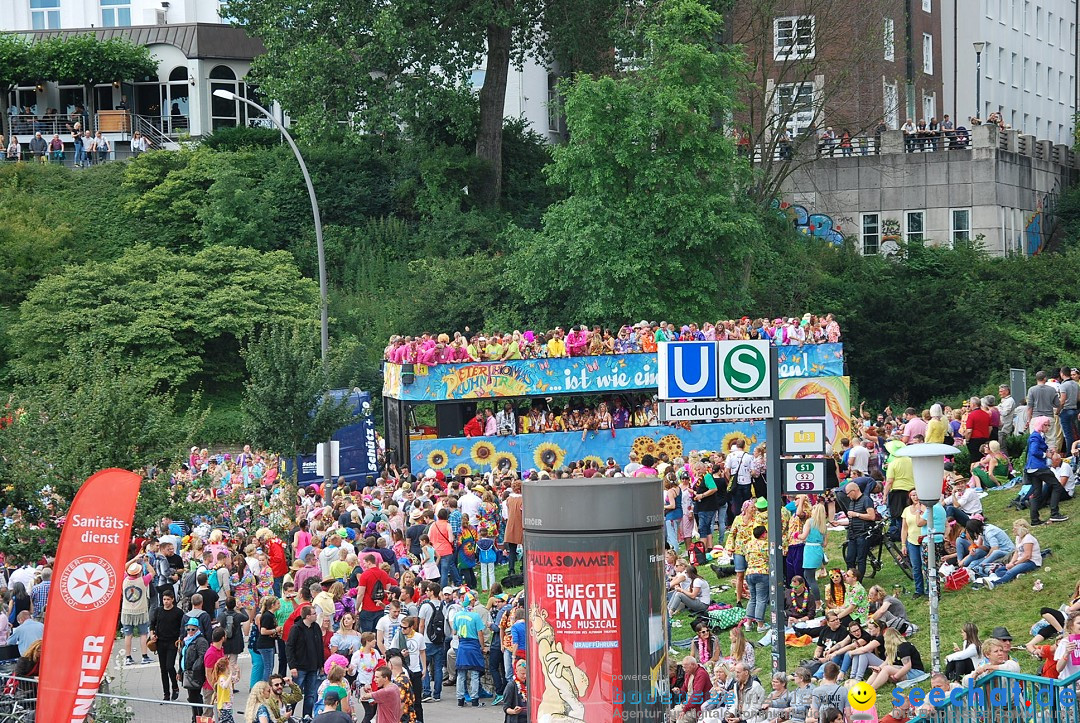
xmin=266 ymin=538 xmax=288 ymax=578
xmin=464 ymin=417 xmax=483 ymax=437
xmin=358 ymin=566 xmax=395 ymax=612
xmin=967 ymin=408 xmax=992 ymax=439
xmin=203 ymin=644 xmax=225 ymax=691
xmin=429 ymin=520 xmax=454 ymax=557
xmin=371 ymin=682 xmax=402 ymax=723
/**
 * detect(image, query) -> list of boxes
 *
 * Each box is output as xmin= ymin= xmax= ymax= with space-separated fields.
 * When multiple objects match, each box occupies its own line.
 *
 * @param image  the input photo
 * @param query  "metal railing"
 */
xmin=132 ymin=113 xmax=190 ymax=137
xmin=900 ymin=130 xmax=971 ymax=152
xmin=132 ymin=114 xmax=178 ymax=150
xmin=5 ymin=113 xmax=79 ymax=137
xmin=910 ymin=668 xmax=1080 ymax=723
xmin=0 ymin=672 xmax=216 ymax=723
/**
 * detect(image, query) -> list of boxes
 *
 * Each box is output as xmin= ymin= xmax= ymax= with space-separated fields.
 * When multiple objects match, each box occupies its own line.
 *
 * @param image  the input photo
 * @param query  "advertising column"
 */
xmin=524 ymin=476 xmax=666 ymax=723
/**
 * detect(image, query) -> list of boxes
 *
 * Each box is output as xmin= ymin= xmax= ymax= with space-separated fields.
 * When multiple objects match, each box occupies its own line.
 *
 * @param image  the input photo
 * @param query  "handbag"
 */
xmin=182 ymin=670 xmax=200 ymax=690
xmin=944 ymin=567 xmax=972 ymax=591
xmin=147 ymin=637 xmax=157 ymax=652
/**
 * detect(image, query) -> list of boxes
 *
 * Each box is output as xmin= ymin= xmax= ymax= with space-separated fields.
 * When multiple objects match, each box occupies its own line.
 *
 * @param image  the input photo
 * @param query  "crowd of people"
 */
xmin=1 ymin=443 xmax=531 ymax=723
xmin=383 ymin=313 xmax=841 ymax=365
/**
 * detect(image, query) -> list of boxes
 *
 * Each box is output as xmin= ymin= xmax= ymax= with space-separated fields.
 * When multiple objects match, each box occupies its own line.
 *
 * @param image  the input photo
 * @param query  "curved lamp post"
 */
xmin=894 ymin=442 xmax=960 ymax=674
xmin=212 ymin=89 xmax=331 ymax=486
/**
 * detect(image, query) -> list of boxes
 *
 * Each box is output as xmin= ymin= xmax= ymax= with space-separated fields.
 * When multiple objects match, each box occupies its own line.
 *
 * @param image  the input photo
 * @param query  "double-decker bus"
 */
xmin=382 ymin=344 xmax=849 ymax=476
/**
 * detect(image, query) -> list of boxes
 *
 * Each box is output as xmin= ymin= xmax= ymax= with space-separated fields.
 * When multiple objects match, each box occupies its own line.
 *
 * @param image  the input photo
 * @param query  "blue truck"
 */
xmin=291 ymin=388 xmax=381 ymax=489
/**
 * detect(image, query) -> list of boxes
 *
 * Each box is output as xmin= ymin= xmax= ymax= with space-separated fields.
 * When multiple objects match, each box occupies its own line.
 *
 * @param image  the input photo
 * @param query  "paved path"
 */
xmin=106 ymin=639 xmax=504 ymax=722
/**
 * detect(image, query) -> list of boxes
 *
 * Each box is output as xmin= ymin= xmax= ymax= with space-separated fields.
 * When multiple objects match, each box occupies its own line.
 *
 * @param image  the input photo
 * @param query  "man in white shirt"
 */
xmin=495 ymin=403 xmax=516 ymax=436
xmin=458 ymin=485 xmax=482 ymax=523
xmin=847 ymin=439 xmax=871 ymax=476
xmin=1053 ymin=453 xmax=1075 ymax=499
xmin=376 ymin=601 xmax=405 ymax=654
xmin=998 ymin=385 xmax=1016 ymax=444
xmin=9 ymin=564 xmax=36 ymax=593
xmin=318 ymin=535 xmax=341 ymax=578
xmin=726 ymin=439 xmax=753 ymax=513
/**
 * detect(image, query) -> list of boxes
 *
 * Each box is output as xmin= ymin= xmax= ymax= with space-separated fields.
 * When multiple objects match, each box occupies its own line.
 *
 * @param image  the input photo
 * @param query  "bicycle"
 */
xmin=841 ymin=519 xmax=913 ymax=580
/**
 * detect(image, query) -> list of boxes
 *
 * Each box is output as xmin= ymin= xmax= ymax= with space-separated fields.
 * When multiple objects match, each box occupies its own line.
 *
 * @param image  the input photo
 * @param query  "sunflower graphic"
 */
xmin=426 ymin=449 xmax=449 ymax=470
xmin=454 ymin=464 xmax=474 ymax=477
xmin=631 ymin=435 xmax=661 ymax=458
xmin=491 ymin=452 xmax=519 ymax=473
xmin=471 ymin=441 xmax=497 ymax=466
xmin=657 ymin=434 xmax=684 ymax=458
xmin=533 ymin=442 xmax=567 ymax=471
xmin=721 ymin=431 xmax=753 ymax=454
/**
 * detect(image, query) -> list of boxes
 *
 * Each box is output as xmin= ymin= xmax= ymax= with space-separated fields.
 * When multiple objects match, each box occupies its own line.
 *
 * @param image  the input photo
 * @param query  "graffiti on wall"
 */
xmin=1025 ymin=178 xmax=1063 ymax=255
xmin=772 ymin=200 xmax=846 ymax=245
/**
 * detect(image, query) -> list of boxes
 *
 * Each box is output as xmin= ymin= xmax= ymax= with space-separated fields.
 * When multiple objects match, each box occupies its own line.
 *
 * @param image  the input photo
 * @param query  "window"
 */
xmin=1036 ymin=7 xmax=1043 ymax=38
xmin=923 ymin=93 xmax=936 ymax=122
xmin=1047 ymin=12 xmax=1053 ymax=44
xmin=101 ymin=0 xmax=131 ymax=27
xmin=1023 ymin=1 xmax=1031 ymax=34
xmin=883 ymin=18 xmax=895 ymax=61
xmin=774 ymin=16 xmax=815 ymax=60
xmin=951 ymin=209 xmax=971 ymax=244
xmin=883 ymin=81 xmax=900 ymax=130
xmin=1011 ymin=52 xmax=1018 ymax=87
xmin=774 ymin=82 xmax=816 ymax=136
xmin=210 ymin=65 xmax=246 ymax=130
xmin=997 ymin=48 xmax=1005 ymax=81
xmin=999 ymin=0 xmax=1006 ymax=23
xmin=905 ymin=211 xmax=925 ymax=242
xmin=1023 ymin=58 xmax=1030 ymax=89
xmin=923 ymin=0 xmax=932 ymax=10
xmin=861 ymin=213 xmax=881 ymax=255
xmin=546 ymin=74 xmax=562 ymax=134
xmin=31 ymin=0 xmax=60 ymax=29
xmin=922 ymin=34 xmax=933 ymax=74
xmin=1035 ymin=61 xmax=1042 ymax=95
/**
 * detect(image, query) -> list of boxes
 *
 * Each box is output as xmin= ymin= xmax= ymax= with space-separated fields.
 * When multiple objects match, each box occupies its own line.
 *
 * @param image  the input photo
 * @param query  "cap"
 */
xmin=185 ymin=617 xmax=201 ymax=629
xmin=441 ymin=586 xmax=456 ymax=595
xmin=323 ymin=691 xmax=341 ymax=706
xmin=755 ymin=497 xmax=768 ymax=510
xmin=473 ymin=485 xmax=486 ymax=493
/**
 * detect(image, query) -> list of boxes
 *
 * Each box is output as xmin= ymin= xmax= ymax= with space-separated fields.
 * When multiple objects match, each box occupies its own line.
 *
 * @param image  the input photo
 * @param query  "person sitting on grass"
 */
xmin=955 ymin=518 xmax=1014 ymax=579
xmin=974 ymin=519 xmax=1042 ymax=589
xmin=1024 ymin=579 xmax=1080 ymax=654
xmin=866 ymin=627 xmax=926 ymax=690
xmin=944 ymin=622 xmax=981 ymax=682
xmin=962 ymin=637 xmax=1019 ymax=685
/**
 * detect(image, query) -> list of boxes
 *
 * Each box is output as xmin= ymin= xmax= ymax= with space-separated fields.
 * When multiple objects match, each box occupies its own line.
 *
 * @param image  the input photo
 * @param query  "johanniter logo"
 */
xmin=724 ymin=344 xmax=766 ymax=394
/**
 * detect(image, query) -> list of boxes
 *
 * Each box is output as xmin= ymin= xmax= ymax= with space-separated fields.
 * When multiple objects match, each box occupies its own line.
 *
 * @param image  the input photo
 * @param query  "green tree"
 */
xmin=241 ymin=323 xmax=354 ymax=459
xmin=0 ymin=350 xmax=207 ymax=560
xmin=38 ymin=35 xmax=158 ymax=117
xmin=0 ymin=35 xmax=38 ymax=138
xmin=8 ymin=244 xmax=318 ymax=388
xmin=509 ymin=0 xmax=764 ymax=324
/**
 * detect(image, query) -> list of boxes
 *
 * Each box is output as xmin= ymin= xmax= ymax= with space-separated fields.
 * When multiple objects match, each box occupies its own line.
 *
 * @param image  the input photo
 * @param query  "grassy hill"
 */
xmin=672 ymin=482 xmax=1076 ymax=712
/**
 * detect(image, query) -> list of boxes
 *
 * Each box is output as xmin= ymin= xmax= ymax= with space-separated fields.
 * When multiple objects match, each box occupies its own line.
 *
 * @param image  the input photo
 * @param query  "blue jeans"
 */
xmin=439 ymin=555 xmax=462 ymax=588
xmin=295 ymin=668 xmax=321 ymax=717
xmin=714 ymin=503 xmax=728 ymax=544
xmin=489 ymin=644 xmax=506 ymax=698
xmin=746 ymin=573 xmax=769 ymax=623
xmin=423 ymin=642 xmax=446 ymax=699
xmin=945 ymin=505 xmax=971 ymax=526
xmin=969 ymin=548 xmax=1009 ymax=577
xmin=664 ymin=518 xmax=680 ymax=550
xmin=696 ymin=510 xmax=717 ymax=541
xmin=1062 ymin=409 xmax=1078 ymax=453
xmin=273 ymin=576 xmax=283 ymax=597
xmin=991 ymin=560 xmax=1038 ymax=586
xmin=358 ymin=609 xmax=384 ymax=633
xmin=907 ymin=541 xmax=925 ymax=594
xmin=845 ymin=533 xmax=869 ymax=580
xmin=956 ymin=536 xmax=985 ymax=567
xmin=249 ymin=647 xmax=263 ymax=689
xmin=258 ymin=646 xmax=275 ymax=682
xmin=74 ymin=144 xmax=85 ymax=165
xmin=457 ymin=668 xmax=480 ymax=702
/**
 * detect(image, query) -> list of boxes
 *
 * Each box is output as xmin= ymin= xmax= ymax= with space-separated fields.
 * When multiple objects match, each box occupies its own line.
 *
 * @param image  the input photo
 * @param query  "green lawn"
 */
xmin=670 ymin=485 xmax=1077 ymax=712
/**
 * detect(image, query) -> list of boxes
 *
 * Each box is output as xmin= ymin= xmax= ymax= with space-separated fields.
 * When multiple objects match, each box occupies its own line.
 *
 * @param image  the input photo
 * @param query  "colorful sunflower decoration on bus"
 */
xmin=533 ymin=442 xmax=567 ymax=471
xmin=491 ymin=452 xmax=519 ymax=473
xmin=471 ymin=441 xmax=497 ymax=466
xmin=721 ymin=431 xmax=754 ymax=454
xmin=426 ymin=449 xmax=449 ymax=470
xmin=657 ymin=434 xmax=684 ymax=459
xmin=454 ymin=463 xmax=475 ymax=478
xmin=631 ymin=436 xmax=661 ymax=458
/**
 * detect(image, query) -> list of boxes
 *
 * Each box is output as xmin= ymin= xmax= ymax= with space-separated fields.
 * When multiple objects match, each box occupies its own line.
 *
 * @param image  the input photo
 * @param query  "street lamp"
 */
xmin=212 ymin=88 xmax=332 ymax=487
xmin=973 ymin=41 xmax=986 ymax=122
xmin=894 ymin=442 xmax=960 ymax=675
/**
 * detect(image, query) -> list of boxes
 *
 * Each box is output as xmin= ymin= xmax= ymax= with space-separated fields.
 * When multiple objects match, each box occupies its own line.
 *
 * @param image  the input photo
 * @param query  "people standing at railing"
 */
xmin=49 ymin=134 xmax=64 ymax=163
xmin=80 ymin=130 xmax=95 ymax=167
xmin=5 ymin=135 xmax=20 ymax=162
xmin=94 ymin=131 xmax=111 ymax=164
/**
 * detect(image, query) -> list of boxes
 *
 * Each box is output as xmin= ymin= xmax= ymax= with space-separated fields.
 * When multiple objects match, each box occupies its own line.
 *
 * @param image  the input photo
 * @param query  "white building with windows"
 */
xmin=942 ymin=0 xmax=1078 ymax=145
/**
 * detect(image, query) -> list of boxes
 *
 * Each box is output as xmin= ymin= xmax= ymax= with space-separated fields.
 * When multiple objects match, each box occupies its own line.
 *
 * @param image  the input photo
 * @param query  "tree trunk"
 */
xmin=0 ymin=93 xmax=9 ymax=139
xmin=474 ymin=4 xmax=512 ymax=206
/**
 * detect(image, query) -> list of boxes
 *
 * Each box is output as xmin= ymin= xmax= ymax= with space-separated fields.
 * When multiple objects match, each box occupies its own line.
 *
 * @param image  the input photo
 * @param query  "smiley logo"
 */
xmin=848 ymin=681 xmax=877 ymax=711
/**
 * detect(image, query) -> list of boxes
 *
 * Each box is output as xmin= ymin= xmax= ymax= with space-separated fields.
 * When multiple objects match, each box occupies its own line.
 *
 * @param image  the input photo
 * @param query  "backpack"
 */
xmin=688 ymin=540 xmax=707 ymax=566
xmin=179 ymin=568 xmax=199 ymax=608
xmin=223 ymin=611 xmax=239 ymax=640
xmin=370 ymin=576 xmax=386 ymax=604
xmin=208 ymin=568 xmax=222 ymax=593
xmin=423 ymin=601 xmax=446 ymax=645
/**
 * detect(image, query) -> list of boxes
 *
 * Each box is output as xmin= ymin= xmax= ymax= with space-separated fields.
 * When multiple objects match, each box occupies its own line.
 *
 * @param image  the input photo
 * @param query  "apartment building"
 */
xmin=942 ymin=0 xmax=1078 ymax=145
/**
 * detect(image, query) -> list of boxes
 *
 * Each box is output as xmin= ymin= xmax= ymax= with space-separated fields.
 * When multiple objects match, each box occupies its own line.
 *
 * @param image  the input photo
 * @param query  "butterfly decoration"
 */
xmin=546 ymin=370 xmax=556 ymax=377
xmin=538 ymin=361 xmax=550 ymax=370
xmin=810 ymin=363 xmax=825 ymax=374
xmin=777 ymin=353 xmax=788 ymax=363
xmin=618 ymin=359 xmax=627 ymax=367
xmin=832 ymin=350 xmax=844 ymax=359
xmin=414 ymin=453 xmax=424 ymax=461
xmin=585 ymin=361 xmax=599 ymax=372
xmin=451 ymin=445 xmax=464 ymax=455
xmin=508 ymin=441 xmax=517 ymax=447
